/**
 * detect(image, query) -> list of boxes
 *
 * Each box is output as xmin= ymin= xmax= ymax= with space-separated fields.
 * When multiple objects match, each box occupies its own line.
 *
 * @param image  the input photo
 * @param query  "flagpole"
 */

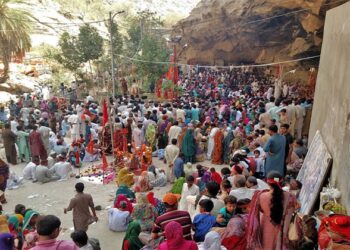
xmin=109 ymin=104 xmax=115 ymax=167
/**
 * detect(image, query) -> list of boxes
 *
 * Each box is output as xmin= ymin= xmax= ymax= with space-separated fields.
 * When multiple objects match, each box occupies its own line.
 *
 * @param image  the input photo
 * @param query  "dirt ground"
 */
xmin=3 ymin=154 xmax=227 ymax=250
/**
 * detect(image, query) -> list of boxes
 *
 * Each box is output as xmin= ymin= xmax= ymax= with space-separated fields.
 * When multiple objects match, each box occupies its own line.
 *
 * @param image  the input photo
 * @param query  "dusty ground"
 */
xmin=3 ymin=154 xmax=227 ymax=250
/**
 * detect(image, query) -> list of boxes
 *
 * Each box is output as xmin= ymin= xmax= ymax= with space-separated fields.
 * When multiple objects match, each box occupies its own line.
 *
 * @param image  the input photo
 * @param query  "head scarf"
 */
xmin=117 ymin=167 xmax=134 ymax=187
xmin=114 ymin=194 xmax=133 ymax=213
xmin=203 ymin=231 xmax=222 ymax=250
xmin=122 ymin=221 xmax=144 ymax=250
xmin=164 ymin=221 xmax=186 ymax=250
xmin=136 ymin=192 xmax=149 ymax=205
xmin=0 ymin=215 xmax=9 ymax=233
xmin=181 ymin=129 xmax=195 ymax=157
xmin=147 ymin=192 xmax=157 ymax=207
xmin=7 ymin=216 xmax=21 ymax=237
xmin=22 ymin=210 xmax=39 ymax=233
xmin=0 ymin=233 xmax=14 ymax=250
xmin=201 ymin=171 xmax=212 ymax=184
xmin=220 ymin=214 xmax=246 ymax=239
xmin=116 ymin=184 xmax=135 ymax=199
xmin=138 ymin=171 xmax=150 ymax=192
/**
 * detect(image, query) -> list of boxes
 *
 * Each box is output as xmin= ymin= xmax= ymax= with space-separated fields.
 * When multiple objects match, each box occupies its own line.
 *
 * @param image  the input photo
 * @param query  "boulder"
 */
xmin=172 ymin=0 xmax=344 ymax=66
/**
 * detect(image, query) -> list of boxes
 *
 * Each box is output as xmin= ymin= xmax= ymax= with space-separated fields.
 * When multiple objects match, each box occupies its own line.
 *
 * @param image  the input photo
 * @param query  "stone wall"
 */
xmin=309 ymin=1 xmax=350 ymax=213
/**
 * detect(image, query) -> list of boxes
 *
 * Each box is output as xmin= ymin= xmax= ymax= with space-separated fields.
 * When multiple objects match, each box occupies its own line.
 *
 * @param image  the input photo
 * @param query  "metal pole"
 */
xmin=109 ymin=11 xmax=116 ymax=98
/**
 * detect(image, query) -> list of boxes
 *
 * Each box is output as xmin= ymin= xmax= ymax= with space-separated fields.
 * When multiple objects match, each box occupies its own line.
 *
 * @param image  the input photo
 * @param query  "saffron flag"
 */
xmin=102 ymin=153 xmax=108 ymax=171
xmin=87 ymin=139 xmax=94 ymax=154
xmin=102 ymin=99 xmax=109 ymax=126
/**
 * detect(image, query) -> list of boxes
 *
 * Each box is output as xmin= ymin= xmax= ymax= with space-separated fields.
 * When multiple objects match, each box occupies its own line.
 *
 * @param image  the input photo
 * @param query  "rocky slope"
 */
xmin=172 ymin=0 xmax=347 ymax=66
xmin=16 ymin=0 xmax=200 ymax=47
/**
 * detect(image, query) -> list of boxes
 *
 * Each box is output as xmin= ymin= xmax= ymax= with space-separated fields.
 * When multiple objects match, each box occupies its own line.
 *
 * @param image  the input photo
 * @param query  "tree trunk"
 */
xmin=0 ymin=53 xmax=10 ymax=83
xmin=89 ymin=60 xmax=93 ymax=76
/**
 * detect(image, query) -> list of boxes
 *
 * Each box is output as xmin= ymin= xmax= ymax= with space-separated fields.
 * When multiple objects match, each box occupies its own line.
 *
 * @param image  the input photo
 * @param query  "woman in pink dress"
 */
xmin=158 ymin=221 xmax=198 ymax=250
xmin=246 ymin=171 xmax=297 ymax=250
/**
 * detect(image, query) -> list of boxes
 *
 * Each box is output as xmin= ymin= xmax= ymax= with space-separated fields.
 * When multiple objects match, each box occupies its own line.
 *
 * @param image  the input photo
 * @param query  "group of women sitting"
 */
xmin=112 ymin=167 xmax=300 ymax=250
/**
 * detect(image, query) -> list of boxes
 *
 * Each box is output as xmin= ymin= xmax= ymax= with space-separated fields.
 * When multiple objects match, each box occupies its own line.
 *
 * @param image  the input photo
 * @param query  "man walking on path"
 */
xmin=64 ymin=182 xmax=98 ymax=231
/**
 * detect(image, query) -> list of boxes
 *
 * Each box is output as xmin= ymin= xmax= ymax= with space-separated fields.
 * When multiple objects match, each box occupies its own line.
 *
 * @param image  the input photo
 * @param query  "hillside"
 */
xmin=171 ymin=0 xmax=348 ymax=66
xmin=15 ymin=0 xmax=200 ymax=47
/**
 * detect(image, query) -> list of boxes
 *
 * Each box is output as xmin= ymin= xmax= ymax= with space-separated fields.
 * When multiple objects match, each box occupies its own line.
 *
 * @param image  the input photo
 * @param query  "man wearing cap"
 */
xmin=139 ymin=193 xmax=192 ymax=247
xmin=152 ymin=193 xmax=192 ymax=239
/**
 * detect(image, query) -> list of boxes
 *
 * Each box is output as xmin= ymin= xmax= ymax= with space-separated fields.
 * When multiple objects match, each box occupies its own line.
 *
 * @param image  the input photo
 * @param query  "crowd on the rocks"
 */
xmin=0 ymin=66 xmax=332 ymax=250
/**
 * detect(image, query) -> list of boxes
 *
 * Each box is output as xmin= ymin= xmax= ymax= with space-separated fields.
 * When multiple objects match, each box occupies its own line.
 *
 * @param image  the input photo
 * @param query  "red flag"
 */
xmin=102 ymin=99 xmax=109 ymax=126
xmin=275 ymin=64 xmax=283 ymax=78
xmin=75 ymin=150 xmax=80 ymax=166
xmin=102 ymin=153 xmax=108 ymax=170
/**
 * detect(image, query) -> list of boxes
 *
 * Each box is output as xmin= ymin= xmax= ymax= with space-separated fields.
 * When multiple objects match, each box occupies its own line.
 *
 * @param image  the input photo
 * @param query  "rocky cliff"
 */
xmin=172 ymin=0 xmax=347 ymax=66
xmin=16 ymin=0 xmax=200 ymax=47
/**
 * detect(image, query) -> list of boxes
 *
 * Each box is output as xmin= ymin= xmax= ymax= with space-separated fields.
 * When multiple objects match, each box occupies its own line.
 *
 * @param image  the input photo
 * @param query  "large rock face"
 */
xmin=172 ymin=0 xmax=346 ymax=65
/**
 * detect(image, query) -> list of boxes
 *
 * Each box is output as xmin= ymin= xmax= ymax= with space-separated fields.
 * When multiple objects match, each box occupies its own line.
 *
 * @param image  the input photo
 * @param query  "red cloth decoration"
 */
xmin=102 ymin=99 xmax=109 ymax=126
xmin=102 ymin=153 xmax=108 ymax=171
xmin=86 ymin=139 xmax=94 ymax=154
xmin=75 ymin=150 xmax=80 ymax=165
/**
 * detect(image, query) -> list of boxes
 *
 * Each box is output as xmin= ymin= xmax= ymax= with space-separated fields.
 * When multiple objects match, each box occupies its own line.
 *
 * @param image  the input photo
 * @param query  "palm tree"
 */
xmin=0 ymin=0 xmax=32 ymax=82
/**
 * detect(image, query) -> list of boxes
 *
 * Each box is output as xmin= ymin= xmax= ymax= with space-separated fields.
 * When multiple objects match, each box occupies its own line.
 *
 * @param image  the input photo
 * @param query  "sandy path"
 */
xmin=3 ymin=154 xmax=227 ymax=249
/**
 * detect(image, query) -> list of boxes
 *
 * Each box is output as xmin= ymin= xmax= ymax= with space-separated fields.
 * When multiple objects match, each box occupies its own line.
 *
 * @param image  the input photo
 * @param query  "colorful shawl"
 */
xmin=246 ymin=190 xmax=266 ymax=250
xmin=114 ymin=194 xmax=133 ymax=213
xmin=122 ymin=221 xmax=144 ymax=250
xmin=22 ymin=210 xmax=38 ymax=234
xmin=171 ymin=177 xmax=186 ymax=194
xmin=116 ymin=184 xmax=136 ymax=199
xmin=181 ymin=129 xmax=196 ymax=157
xmin=145 ymin=124 xmax=156 ymax=149
xmin=223 ymin=130 xmax=234 ymax=164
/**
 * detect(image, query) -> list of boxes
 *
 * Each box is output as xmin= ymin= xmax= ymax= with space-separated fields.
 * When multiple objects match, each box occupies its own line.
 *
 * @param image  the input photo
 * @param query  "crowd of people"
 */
xmin=0 ymin=66 xmax=319 ymax=249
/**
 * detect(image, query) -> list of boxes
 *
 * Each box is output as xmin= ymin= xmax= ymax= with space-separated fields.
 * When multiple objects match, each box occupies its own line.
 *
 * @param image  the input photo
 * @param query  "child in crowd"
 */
xmin=108 ymin=201 xmax=131 ymax=232
xmin=218 ymin=179 xmax=232 ymax=201
xmin=283 ymin=178 xmax=303 ymax=198
xmin=220 ymin=167 xmax=231 ymax=180
xmin=193 ymin=199 xmax=216 ymax=242
xmin=254 ymin=149 xmax=265 ymax=179
xmin=217 ymin=195 xmax=237 ymax=227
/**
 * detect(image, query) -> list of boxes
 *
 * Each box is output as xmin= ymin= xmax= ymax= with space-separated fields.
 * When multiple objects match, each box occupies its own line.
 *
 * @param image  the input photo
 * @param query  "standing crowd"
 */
xmin=0 ymin=67 xmax=319 ymax=249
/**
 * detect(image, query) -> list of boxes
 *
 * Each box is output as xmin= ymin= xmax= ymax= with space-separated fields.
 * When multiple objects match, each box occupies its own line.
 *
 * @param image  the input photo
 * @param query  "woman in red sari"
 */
xmin=246 ymin=171 xmax=297 ymax=250
xmin=211 ymin=128 xmax=224 ymax=164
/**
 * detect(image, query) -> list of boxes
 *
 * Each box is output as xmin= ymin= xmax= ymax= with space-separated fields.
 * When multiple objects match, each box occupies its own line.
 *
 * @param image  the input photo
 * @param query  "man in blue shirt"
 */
xmin=0 ymin=106 xmax=8 ymax=122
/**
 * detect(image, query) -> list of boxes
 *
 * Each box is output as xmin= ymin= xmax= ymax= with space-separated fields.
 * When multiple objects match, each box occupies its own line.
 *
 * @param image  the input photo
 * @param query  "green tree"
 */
xmin=110 ymin=22 xmax=123 ymax=57
xmin=0 ymin=0 xmax=32 ymax=82
xmin=101 ymin=21 xmax=124 ymax=74
xmin=77 ymin=24 xmax=104 ymax=64
xmin=55 ymin=32 xmax=83 ymax=72
xmin=125 ymin=11 xmax=169 ymax=92
xmin=136 ymin=34 xmax=169 ymax=91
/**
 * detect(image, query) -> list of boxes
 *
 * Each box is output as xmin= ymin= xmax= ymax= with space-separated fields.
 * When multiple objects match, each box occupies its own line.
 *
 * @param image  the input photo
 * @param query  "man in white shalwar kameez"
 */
xmin=132 ymin=123 xmax=144 ymax=149
xmin=38 ymin=122 xmax=51 ymax=155
xmin=207 ymin=125 xmax=219 ymax=160
xmin=167 ymin=121 xmax=182 ymax=144
xmin=68 ymin=113 xmax=79 ymax=141
xmin=179 ymin=176 xmax=199 ymax=218
xmin=295 ymin=101 xmax=306 ymax=139
xmin=164 ymin=139 xmax=179 ymax=183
